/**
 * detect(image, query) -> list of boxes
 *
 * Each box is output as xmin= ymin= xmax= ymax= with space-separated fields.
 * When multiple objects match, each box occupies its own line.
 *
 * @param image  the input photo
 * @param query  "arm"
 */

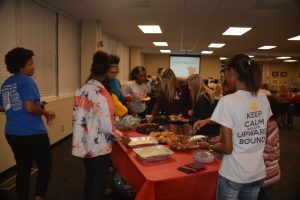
xmin=24 ymin=101 xmax=55 ymax=118
xmin=209 ymin=126 xmax=233 ymax=154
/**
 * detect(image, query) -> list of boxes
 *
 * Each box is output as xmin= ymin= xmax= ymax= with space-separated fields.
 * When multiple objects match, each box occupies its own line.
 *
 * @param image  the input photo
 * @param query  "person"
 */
xmin=107 ymin=54 xmax=126 ymax=104
xmin=194 ymin=54 xmax=272 ymax=200
xmin=187 ymin=74 xmax=220 ymax=136
xmin=258 ymin=95 xmax=281 ymax=200
xmin=150 ymin=68 xmax=192 ymax=135
xmin=122 ymin=66 xmax=151 ymax=118
xmin=0 ymin=47 xmax=55 ymax=200
xmin=260 ymin=83 xmax=271 ymax=96
xmin=213 ymin=83 xmax=223 ymax=102
xmin=105 ymin=54 xmax=128 ymax=116
xmin=287 ymin=88 xmax=300 ymax=126
xmin=72 ymin=50 xmax=129 ymax=200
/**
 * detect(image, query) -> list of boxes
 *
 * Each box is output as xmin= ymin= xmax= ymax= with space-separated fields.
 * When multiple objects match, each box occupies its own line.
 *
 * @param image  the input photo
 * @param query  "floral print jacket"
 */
xmin=72 ymin=79 xmax=122 ymax=158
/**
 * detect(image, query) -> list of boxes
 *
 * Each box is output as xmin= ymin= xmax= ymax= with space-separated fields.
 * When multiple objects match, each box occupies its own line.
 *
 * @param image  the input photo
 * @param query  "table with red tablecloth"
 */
xmin=111 ymin=130 xmax=221 ymax=200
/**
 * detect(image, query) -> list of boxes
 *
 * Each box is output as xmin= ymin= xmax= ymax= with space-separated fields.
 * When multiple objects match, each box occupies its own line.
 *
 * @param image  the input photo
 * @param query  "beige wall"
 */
xmin=101 ymin=33 xmax=130 ymax=83
xmin=81 ymin=20 xmax=100 ymax=84
xmin=143 ymin=54 xmax=222 ymax=79
xmin=262 ymin=62 xmax=300 ymax=90
xmin=0 ymin=97 xmax=73 ymax=173
xmin=143 ymin=54 xmax=169 ymax=76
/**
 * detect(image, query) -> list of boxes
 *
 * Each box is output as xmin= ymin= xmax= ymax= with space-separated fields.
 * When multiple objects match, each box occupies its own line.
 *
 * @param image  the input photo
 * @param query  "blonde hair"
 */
xmin=187 ymin=74 xmax=214 ymax=107
xmin=214 ymin=84 xmax=223 ymax=97
xmin=161 ymin=68 xmax=178 ymax=102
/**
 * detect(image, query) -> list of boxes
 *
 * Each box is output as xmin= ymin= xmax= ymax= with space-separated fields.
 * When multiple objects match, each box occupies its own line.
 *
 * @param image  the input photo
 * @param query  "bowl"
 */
xmin=193 ymin=150 xmax=214 ymax=163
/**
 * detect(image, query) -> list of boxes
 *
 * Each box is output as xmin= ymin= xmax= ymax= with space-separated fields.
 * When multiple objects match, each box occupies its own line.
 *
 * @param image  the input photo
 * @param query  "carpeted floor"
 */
xmin=1 ymin=118 xmax=300 ymax=200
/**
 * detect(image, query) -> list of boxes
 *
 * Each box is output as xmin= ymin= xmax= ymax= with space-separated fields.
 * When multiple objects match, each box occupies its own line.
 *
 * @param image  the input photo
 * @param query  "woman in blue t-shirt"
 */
xmin=0 ymin=47 xmax=55 ymax=200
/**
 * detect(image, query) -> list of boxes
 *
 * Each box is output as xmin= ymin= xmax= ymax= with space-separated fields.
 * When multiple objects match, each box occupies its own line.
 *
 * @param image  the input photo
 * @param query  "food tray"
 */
xmin=128 ymin=136 xmax=158 ymax=148
xmin=133 ymin=145 xmax=174 ymax=162
xmin=193 ymin=150 xmax=214 ymax=163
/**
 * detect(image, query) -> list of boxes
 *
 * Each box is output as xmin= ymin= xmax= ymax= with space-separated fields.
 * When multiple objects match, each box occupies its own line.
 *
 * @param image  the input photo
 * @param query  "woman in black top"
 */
xmin=187 ymin=74 xmax=220 ymax=136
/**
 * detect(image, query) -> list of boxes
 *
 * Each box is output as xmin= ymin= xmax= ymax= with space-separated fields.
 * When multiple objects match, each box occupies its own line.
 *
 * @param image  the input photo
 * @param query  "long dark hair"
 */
xmin=226 ymin=53 xmax=262 ymax=96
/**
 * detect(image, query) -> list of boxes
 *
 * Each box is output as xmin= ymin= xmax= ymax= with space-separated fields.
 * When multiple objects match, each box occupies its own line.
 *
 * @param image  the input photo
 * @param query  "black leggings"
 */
xmin=6 ymin=134 xmax=52 ymax=200
xmin=83 ymin=154 xmax=111 ymax=200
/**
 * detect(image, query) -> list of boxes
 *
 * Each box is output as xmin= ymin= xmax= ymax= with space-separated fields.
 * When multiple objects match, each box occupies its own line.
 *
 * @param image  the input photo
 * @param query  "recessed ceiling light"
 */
xmin=208 ymin=43 xmax=225 ymax=48
xmin=258 ymin=46 xmax=277 ymax=50
xmin=160 ymin=50 xmax=171 ymax=53
xmin=276 ymin=56 xmax=291 ymax=59
xmin=201 ymin=51 xmax=213 ymax=54
xmin=222 ymin=27 xmax=252 ymax=36
xmin=284 ymin=59 xmax=297 ymax=62
xmin=138 ymin=25 xmax=162 ymax=33
xmin=248 ymin=55 xmax=254 ymax=58
xmin=288 ymin=35 xmax=300 ymax=41
xmin=153 ymin=42 xmax=168 ymax=46
xmin=220 ymin=57 xmax=227 ymax=60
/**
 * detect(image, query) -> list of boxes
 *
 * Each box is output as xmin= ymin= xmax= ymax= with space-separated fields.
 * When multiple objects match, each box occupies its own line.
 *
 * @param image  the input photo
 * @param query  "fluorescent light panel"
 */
xmin=276 ymin=56 xmax=291 ymax=59
xmin=220 ymin=57 xmax=227 ymax=60
xmin=222 ymin=27 xmax=252 ymax=36
xmin=258 ymin=46 xmax=277 ymax=50
xmin=138 ymin=25 xmax=162 ymax=33
xmin=248 ymin=55 xmax=254 ymax=58
xmin=201 ymin=51 xmax=213 ymax=54
xmin=153 ymin=42 xmax=168 ymax=46
xmin=288 ymin=35 xmax=300 ymax=41
xmin=160 ymin=50 xmax=171 ymax=53
xmin=284 ymin=60 xmax=297 ymax=62
xmin=208 ymin=43 xmax=225 ymax=48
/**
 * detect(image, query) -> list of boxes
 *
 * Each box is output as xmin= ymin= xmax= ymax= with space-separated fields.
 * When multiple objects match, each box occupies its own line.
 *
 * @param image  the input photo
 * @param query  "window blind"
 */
xmin=58 ymin=15 xmax=80 ymax=97
xmin=0 ymin=0 xmax=16 ymax=86
xmin=20 ymin=0 xmax=57 ymax=98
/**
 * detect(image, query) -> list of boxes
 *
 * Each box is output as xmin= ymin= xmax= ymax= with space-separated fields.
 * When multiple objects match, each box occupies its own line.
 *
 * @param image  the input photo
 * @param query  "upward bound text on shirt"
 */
xmin=238 ymin=110 xmax=267 ymax=145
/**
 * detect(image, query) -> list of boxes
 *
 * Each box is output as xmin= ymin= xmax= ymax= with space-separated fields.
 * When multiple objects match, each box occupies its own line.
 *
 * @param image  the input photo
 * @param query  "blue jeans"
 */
xmin=217 ymin=175 xmax=264 ymax=200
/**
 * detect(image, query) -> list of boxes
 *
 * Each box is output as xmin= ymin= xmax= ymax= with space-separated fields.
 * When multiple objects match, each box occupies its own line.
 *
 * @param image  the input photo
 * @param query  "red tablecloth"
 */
xmin=111 ymin=130 xmax=221 ymax=200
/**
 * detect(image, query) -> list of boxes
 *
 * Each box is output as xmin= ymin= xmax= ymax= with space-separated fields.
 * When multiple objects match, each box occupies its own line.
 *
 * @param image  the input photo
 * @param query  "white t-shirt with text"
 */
xmin=211 ymin=90 xmax=272 ymax=183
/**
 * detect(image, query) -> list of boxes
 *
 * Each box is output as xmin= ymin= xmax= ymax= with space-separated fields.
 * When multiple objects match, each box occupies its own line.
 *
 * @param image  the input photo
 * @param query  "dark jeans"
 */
xmin=83 ymin=154 xmax=111 ymax=200
xmin=6 ymin=134 xmax=52 ymax=200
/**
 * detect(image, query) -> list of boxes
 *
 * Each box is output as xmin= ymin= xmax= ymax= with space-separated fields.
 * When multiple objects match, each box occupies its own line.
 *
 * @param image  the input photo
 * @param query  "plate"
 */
xmin=193 ymin=150 xmax=214 ymax=163
xmin=128 ymin=136 xmax=158 ymax=148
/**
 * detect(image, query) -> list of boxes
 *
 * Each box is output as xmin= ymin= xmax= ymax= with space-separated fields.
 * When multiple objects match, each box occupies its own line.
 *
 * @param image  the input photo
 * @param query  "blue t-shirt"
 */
xmin=109 ymin=79 xmax=126 ymax=103
xmin=0 ymin=74 xmax=46 ymax=135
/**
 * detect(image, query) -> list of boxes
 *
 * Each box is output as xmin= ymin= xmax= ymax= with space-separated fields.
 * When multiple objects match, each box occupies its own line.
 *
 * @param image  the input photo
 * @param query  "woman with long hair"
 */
xmin=187 ymin=74 xmax=220 ymax=136
xmin=151 ymin=68 xmax=192 ymax=135
xmin=194 ymin=54 xmax=272 ymax=199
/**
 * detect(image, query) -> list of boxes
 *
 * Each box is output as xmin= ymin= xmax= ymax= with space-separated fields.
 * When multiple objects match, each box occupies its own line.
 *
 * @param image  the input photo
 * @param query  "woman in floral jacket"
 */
xmin=72 ymin=50 xmax=129 ymax=200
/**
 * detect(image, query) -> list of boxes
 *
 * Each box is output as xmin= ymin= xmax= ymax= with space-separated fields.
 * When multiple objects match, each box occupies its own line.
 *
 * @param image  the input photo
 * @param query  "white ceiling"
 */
xmin=39 ymin=0 xmax=300 ymax=62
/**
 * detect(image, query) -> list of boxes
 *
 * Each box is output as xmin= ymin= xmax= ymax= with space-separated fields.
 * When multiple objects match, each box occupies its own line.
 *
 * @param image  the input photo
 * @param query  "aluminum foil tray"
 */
xmin=128 ymin=136 xmax=158 ymax=148
xmin=133 ymin=145 xmax=174 ymax=162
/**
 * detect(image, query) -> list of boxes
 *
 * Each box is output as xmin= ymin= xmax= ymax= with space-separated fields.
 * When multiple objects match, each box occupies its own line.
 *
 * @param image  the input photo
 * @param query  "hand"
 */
xmin=193 ymin=119 xmax=209 ymax=130
xmin=140 ymin=96 xmax=151 ymax=102
xmin=209 ymin=135 xmax=221 ymax=144
xmin=45 ymin=110 xmax=56 ymax=119
xmin=125 ymin=94 xmax=134 ymax=101
xmin=188 ymin=110 xmax=193 ymax=116
xmin=199 ymin=141 xmax=209 ymax=150
xmin=120 ymin=136 xmax=131 ymax=145
xmin=145 ymin=114 xmax=153 ymax=123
